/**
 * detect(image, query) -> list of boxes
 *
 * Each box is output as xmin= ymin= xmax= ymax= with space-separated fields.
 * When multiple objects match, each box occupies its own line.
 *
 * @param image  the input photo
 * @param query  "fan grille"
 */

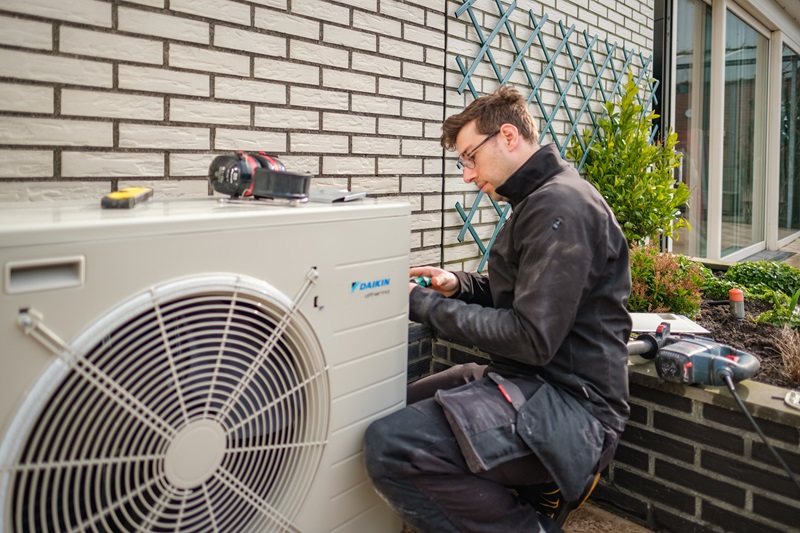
xmin=6 ymin=275 xmax=329 ymax=532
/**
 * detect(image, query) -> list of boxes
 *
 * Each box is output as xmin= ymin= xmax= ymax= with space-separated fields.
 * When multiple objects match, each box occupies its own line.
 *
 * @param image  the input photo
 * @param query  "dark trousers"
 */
xmin=364 ymin=364 xmax=552 ymax=533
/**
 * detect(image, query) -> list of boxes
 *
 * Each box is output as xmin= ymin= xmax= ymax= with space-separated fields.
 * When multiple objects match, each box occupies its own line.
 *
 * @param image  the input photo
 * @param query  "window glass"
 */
xmin=780 ymin=44 xmax=800 ymax=240
xmin=720 ymin=11 xmax=769 ymax=256
xmin=672 ymin=0 xmax=711 ymax=257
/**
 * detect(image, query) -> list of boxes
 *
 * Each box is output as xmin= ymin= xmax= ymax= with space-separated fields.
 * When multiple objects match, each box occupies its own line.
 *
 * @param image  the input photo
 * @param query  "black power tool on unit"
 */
xmin=627 ymin=322 xmax=760 ymax=386
xmin=208 ymin=151 xmax=310 ymax=200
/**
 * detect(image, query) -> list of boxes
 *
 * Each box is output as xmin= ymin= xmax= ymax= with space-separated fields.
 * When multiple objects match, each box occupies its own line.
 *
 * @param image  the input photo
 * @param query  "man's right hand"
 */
xmin=409 ymin=266 xmax=458 ymax=297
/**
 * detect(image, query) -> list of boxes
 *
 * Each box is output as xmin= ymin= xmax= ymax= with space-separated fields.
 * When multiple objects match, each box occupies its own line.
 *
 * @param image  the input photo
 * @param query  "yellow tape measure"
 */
xmin=101 ymin=187 xmax=154 ymax=209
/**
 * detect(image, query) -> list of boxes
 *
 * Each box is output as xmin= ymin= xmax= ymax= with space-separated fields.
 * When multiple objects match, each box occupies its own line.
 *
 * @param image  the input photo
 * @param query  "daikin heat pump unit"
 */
xmin=0 ymin=197 xmax=410 ymax=532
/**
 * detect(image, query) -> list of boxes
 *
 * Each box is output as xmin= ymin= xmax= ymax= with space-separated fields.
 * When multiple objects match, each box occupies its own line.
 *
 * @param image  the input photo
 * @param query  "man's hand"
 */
xmin=409 ymin=266 xmax=458 ymax=297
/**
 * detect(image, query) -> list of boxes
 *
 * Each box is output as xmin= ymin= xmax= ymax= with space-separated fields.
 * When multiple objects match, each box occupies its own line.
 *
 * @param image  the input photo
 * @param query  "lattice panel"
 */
xmin=452 ymin=0 xmax=656 ymax=272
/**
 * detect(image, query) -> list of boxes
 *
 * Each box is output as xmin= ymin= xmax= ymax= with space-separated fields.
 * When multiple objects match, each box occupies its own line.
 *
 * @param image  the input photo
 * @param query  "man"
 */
xmin=364 ymin=85 xmax=632 ymax=533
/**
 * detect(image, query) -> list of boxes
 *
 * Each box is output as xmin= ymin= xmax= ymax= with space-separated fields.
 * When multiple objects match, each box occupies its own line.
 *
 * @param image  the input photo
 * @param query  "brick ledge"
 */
xmin=628 ymin=360 xmax=800 ymax=426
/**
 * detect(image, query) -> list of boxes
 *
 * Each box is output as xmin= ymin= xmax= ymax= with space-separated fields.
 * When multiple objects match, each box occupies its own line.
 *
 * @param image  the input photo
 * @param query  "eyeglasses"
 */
xmin=457 ymin=130 xmax=500 ymax=170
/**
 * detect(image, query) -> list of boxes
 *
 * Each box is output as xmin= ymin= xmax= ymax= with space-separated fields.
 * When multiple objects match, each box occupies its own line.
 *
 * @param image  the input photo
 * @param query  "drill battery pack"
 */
xmin=101 ymin=187 xmax=153 ymax=209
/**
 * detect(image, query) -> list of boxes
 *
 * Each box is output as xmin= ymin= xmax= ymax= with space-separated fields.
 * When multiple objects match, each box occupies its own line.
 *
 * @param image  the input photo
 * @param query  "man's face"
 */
xmin=456 ymin=121 xmax=510 ymax=201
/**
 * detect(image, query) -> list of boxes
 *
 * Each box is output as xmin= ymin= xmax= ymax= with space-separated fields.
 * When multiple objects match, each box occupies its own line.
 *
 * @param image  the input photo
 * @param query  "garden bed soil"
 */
xmin=693 ymin=299 xmax=798 ymax=389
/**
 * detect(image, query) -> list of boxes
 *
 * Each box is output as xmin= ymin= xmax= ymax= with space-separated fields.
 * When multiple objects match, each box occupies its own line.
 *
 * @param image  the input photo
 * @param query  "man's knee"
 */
xmin=364 ymin=411 xmax=405 ymax=480
xmin=363 ymin=415 xmax=390 ymax=458
xmin=364 ymin=403 xmax=449 ymax=480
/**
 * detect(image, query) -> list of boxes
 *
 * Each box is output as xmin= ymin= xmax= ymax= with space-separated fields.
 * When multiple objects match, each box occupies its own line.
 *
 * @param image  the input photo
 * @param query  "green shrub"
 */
xmin=699 ymin=265 xmax=771 ymax=302
xmin=702 ymin=261 xmax=800 ymax=328
xmin=567 ymin=69 xmax=690 ymax=246
xmin=723 ymin=261 xmax=800 ymax=297
xmin=698 ymin=264 xmax=736 ymax=300
xmin=628 ymin=243 xmax=705 ymax=318
xmin=756 ymin=288 xmax=800 ymax=328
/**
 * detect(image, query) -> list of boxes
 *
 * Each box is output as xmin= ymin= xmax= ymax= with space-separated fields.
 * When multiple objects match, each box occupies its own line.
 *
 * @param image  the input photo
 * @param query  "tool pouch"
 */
xmin=434 ymin=374 xmax=540 ymax=473
xmin=516 ymin=380 xmax=605 ymax=501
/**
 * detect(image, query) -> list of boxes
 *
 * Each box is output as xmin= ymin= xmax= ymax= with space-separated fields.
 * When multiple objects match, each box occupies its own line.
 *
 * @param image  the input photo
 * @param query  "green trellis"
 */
xmin=453 ymin=0 xmax=657 ymax=272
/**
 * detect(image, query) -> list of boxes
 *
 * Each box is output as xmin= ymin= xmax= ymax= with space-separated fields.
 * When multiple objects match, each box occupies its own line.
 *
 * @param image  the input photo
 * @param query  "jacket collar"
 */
xmin=495 ymin=144 xmax=569 ymax=207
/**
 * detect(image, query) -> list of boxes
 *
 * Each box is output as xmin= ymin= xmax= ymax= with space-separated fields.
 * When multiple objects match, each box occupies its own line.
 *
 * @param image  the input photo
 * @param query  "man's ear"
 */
xmin=498 ymin=123 xmax=520 ymax=150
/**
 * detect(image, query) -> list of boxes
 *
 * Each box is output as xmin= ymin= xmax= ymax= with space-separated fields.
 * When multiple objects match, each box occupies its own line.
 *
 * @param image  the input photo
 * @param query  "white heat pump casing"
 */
xmin=0 ymin=197 xmax=410 ymax=533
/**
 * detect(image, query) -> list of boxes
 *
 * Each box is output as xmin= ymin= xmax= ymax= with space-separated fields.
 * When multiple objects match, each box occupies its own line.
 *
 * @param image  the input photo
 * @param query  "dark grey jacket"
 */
xmin=409 ymin=144 xmax=632 ymax=433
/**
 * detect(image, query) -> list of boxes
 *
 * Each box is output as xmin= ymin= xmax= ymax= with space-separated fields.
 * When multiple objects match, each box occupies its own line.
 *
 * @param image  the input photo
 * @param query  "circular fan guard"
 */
xmin=4 ymin=275 xmax=329 ymax=532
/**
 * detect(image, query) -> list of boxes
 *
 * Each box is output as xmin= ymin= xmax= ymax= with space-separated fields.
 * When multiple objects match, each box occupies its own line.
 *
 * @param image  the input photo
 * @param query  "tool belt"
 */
xmin=434 ymin=372 xmax=605 ymax=501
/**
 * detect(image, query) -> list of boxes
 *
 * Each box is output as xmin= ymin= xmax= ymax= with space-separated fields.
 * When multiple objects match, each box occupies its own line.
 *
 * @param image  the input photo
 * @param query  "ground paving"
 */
xmin=779 ymin=237 xmax=800 ymax=269
xmin=565 ymin=502 xmax=652 ymax=532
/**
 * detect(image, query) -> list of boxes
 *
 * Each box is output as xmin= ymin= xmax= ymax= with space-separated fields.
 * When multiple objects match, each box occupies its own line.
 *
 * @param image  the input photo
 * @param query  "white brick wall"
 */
xmin=290 ymin=41 xmax=349 ymax=68
xmin=169 ymin=44 xmax=250 ymax=75
xmin=118 ymin=7 xmax=210 ymax=44
xmin=214 ymin=129 xmax=286 ymax=151
xmin=62 ymin=90 xmax=163 ymax=120
xmin=0 ymin=118 xmax=112 ymax=146
xmin=290 ymin=87 xmax=349 ymax=110
xmin=255 ymin=10 xmax=320 ymax=40
xmin=1 ymin=0 xmax=111 ymax=28
xmin=119 ymin=66 xmax=210 ymax=96
xmin=171 ymin=0 xmax=250 ymax=25
xmin=215 ymin=77 xmax=286 ymax=104
xmin=0 ymin=49 xmax=113 ymax=87
xmin=291 ymin=133 xmax=349 ymax=154
xmin=60 ymin=27 xmax=164 ymax=64
xmin=0 ymin=15 xmax=52 ymax=50
xmin=119 ymin=124 xmax=208 ymax=149
xmin=255 ymin=107 xmax=318 ymax=130
xmin=323 ymin=113 xmax=376 ymax=134
xmin=253 ymin=57 xmax=320 ymax=83
xmin=0 ymin=83 xmax=54 ymax=113
xmin=323 ymin=69 xmax=377 ymax=93
xmin=0 ymin=0 xmax=653 ymax=267
xmin=169 ymin=99 xmax=251 ymax=125
xmin=0 ymin=181 xmax=110 ymax=202
xmin=0 ymin=150 xmax=53 ymax=178
xmin=62 ymin=152 xmax=165 ymax=177
xmin=214 ymin=26 xmax=287 ymax=57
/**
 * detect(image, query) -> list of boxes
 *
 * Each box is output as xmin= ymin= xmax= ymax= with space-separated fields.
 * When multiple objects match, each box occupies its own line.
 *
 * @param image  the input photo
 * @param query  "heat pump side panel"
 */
xmin=0 ymin=200 xmax=409 ymax=533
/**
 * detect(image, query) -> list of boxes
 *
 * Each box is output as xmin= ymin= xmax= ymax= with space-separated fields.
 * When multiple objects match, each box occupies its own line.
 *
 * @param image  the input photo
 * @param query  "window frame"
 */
xmin=671 ymin=0 xmax=785 ymax=261
xmin=774 ymin=37 xmax=800 ymax=248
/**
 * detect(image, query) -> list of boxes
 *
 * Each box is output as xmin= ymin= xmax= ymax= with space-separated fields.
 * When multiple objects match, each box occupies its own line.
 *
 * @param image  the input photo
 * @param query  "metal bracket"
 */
xmin=17 ymin=308 xmax=67 ymax=356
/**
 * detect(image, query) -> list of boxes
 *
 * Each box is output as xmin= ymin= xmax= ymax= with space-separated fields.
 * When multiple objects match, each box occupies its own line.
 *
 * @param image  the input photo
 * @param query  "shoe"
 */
xmin=526 ymin=472 xmax=601 ymax=527
xmin=535 ymin=512 xmax=564 ymax=533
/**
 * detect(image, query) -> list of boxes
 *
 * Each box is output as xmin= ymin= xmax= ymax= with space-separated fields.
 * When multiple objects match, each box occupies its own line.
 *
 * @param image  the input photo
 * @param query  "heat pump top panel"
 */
xmin=0 ymin=196 xmax=410 ymax=247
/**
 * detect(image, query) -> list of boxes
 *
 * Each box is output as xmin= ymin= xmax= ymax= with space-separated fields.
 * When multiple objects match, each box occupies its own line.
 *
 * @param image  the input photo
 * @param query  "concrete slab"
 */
xmin=402 ymin=501 xmax=654 ymax=532
xmin=566 ymin=502 xmax=652 ymax=532
xmin=779 ymin=237 xmax=800 ymax=269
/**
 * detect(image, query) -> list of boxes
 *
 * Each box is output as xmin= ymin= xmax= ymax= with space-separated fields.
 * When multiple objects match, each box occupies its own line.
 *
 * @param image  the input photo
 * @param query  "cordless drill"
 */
xmin=628 ymin=322 xmax=760 ymax=386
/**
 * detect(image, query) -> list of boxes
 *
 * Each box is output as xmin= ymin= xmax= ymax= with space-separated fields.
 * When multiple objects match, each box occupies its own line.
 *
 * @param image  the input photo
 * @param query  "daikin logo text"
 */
xmin=351 ymin=278 xmax=391 ymax=293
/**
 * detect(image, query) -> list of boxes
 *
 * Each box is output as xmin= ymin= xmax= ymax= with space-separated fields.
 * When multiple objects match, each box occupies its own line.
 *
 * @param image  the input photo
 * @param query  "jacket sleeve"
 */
xmin=452 ymin=271 xmax=493 ymax=306
xmin=409 ymin=185 xmax=609 ymax=366
xmin=408 ymin=271 xmax=491 ymax=324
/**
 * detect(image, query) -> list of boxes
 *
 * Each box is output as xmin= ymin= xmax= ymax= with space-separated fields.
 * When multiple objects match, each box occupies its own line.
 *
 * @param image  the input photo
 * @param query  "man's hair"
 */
xmin=440 ymin=85 xmax=539 ymax=151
